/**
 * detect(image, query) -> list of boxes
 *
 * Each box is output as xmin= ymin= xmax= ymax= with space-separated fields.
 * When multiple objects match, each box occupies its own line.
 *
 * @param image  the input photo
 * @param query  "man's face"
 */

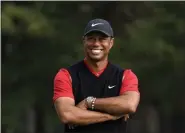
xmin=83 ymin=32 xmax=114 ymax=61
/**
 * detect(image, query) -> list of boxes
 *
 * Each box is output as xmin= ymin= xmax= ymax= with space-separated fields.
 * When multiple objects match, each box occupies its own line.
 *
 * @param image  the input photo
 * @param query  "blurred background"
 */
xmin=1 ymin=1 xmax=185 ymax=133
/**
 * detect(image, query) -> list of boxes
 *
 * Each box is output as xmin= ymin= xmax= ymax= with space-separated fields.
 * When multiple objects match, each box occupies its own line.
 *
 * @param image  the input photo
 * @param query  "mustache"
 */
xmin=88 ymin=47 xmax=103 ymax=50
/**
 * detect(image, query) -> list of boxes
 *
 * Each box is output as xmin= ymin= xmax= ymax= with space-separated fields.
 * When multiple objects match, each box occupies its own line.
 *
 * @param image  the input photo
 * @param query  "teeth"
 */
xmin=91 ymin=49 xmax=101 ymax=54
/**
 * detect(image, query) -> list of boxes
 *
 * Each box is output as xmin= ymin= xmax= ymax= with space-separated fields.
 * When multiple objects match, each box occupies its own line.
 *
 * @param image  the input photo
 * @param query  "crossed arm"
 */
xmin=54 ymin=97 xmax=120 ymax=126
xmin=53 ymin=69 xmax=140 ymax=126
xmin=54 ymin=91 xmax=139 ymax=125
xmin=93 ymin=91 xmax=140 ymax=116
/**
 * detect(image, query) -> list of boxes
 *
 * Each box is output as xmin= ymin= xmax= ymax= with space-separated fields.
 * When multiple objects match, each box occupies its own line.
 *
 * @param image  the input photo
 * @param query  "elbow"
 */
xmin=119 ymin=103 xmax=137 ymax=114
xmin=60 ymin=112 xmax=73 ymax=124
xmin=128 ymin=106 xmax=137 ymax=114
xmin=127 ymin=103 xmax=137 ymax=114
xmin=60 ymin=114 xmax=69 ymax=124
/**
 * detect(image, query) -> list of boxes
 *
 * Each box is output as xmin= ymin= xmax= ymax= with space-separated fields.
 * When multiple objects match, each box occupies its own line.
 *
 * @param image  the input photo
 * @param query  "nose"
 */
xmin=93 ymin=37 xmax=101 ymax=46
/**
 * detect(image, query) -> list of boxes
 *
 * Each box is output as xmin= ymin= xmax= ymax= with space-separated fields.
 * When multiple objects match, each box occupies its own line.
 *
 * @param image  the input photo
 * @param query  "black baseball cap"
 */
xmin=83 ymin=19 xmax=114 ymax=37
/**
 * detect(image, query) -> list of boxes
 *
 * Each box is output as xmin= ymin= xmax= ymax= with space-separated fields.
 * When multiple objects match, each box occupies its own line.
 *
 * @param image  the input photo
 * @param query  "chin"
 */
xmin=91 ymin=58 xmax=102 ymax=62
xmin=88 ymin=55 xmax=105 ymax=62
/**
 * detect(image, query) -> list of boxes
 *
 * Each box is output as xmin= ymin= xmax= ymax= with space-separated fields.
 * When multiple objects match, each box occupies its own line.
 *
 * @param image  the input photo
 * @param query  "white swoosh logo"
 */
xmin=108 ymin=85 xmax=116 ymax=89
xmin=91 ymin=23 xmax=103 ymax=27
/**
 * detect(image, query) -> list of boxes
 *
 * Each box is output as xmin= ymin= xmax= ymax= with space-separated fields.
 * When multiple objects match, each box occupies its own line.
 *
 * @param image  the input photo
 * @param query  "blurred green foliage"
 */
xmin=2 ymin=1 xmax=185 ymax=133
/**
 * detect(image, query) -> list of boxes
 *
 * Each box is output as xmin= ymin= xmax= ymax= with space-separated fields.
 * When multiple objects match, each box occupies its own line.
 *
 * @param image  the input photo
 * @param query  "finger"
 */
xmin=124 ymin=115 xmax=129 ymax=121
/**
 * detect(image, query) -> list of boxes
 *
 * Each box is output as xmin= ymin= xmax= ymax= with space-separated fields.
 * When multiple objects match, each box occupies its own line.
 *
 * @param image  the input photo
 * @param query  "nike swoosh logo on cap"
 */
xmin=91 ymin=23 xmax=104 ymax=27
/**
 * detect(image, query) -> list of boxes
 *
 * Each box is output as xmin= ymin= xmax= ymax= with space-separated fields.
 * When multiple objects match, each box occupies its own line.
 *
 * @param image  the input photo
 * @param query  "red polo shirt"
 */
xmin=53 ymin=60 xmax=139 ymax=102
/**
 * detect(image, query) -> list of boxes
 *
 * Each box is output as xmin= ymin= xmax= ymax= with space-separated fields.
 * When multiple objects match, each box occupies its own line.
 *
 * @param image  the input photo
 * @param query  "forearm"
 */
xmin=94 ymin=93 xmax=139 ymax=115
xmin=59 ymin=106 xmax=114 ymax=125
xmin=94 ymin=97 xmax=130 ymax=115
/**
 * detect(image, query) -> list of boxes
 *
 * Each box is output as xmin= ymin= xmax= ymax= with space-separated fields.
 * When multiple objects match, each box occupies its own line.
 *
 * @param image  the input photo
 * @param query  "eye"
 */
xmin=99 ymin=37 xmax=108 ymax=41
xmin=87 ymin=36 xmax=94 ymax=41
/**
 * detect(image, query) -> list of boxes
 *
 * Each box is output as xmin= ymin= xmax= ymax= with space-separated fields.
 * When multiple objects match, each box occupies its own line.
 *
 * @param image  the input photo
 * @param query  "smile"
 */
xmin=90 ymin=49 xmax=103 ymax=54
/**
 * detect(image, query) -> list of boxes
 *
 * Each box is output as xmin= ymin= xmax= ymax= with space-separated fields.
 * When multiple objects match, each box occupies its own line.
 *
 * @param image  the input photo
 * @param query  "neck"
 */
xmin=85 ymin=57 xmax=108 ymax=72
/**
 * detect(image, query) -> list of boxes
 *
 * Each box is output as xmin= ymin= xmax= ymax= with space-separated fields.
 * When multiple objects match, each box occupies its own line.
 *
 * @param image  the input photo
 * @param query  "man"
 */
xmin=53 ymin=18 xmax=140 ymax=133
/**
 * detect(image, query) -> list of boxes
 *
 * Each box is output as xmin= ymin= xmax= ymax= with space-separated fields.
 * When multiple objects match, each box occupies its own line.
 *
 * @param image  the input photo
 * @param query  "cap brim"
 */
xmin=84 ymin=29 xmax=111 ymax=37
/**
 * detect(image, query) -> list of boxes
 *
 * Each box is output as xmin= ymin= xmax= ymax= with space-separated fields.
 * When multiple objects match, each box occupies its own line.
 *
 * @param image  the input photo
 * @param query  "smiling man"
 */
xmin=53 ymin=19 xmax=140 ymax=133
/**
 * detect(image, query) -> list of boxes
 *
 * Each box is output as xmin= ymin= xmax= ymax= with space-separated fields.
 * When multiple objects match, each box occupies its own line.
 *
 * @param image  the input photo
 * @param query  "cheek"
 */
xmin=84 ymin=42 xmax=89 ymax=48
xmin=84 ymin=43 xmax=91 ymax=53
xmin=108 ymin=44 xmax=112 ymax=50
xmin=104 ymin=43 xmax=112 ymax=51
xmin=84 ymin=42 xmax=93 ymax=48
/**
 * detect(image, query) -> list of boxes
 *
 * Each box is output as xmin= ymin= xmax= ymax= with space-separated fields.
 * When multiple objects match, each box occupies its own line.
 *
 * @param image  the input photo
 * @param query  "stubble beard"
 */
xmin=87 ymin=52 xmax=108 ymax=63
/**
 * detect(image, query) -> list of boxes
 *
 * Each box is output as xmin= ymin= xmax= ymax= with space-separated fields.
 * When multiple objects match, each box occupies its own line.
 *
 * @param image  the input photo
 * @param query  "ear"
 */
xmin=82 ymin=36 xmax=85 ymax=45
xmin=109 ymin=38 xmax=114 ymax=49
